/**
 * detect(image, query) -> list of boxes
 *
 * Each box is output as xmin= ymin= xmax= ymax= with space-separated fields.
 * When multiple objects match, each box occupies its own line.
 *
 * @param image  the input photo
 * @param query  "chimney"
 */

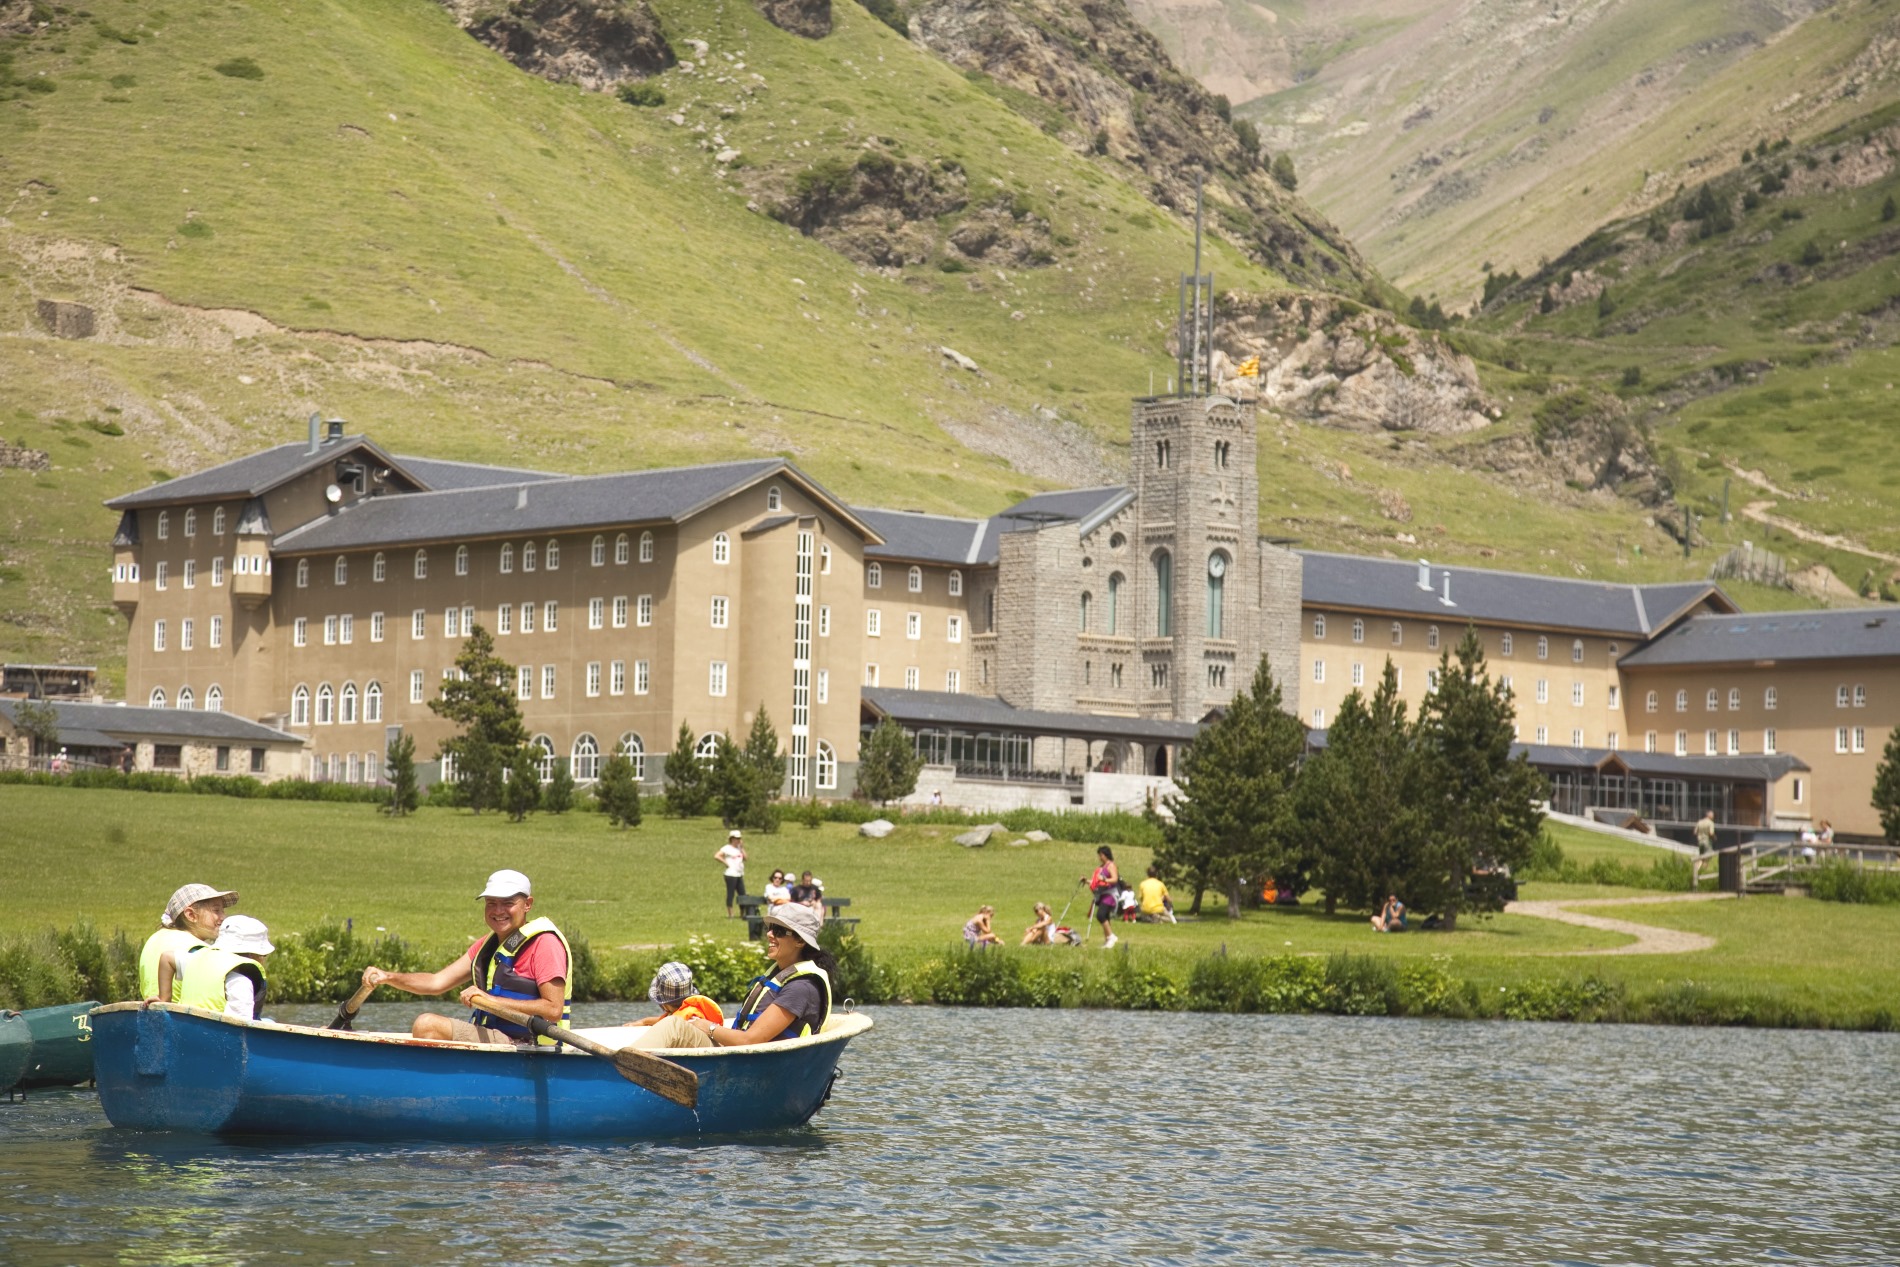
xmin=307 ymin=412 xmax=322 ymax=455
xmin=1440 ymin=571 xmax=1455 ymax=607
xmin=1417 ymin=558 xmax=1432 ymax=591
xmin=324 ymin=418 xmax=345 ymax=444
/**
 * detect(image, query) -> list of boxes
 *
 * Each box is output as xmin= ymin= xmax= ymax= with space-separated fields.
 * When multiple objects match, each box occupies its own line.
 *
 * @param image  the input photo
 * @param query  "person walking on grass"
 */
xmin=141 ymin=883 xmax=237 ymax=1004
xmin=715 ymin=829 xmax=747 ymax=918
xmin=361 ymin=869 xmax=571 ymax=1047
xmin=1694 ymin=810 xmax=1716 ymax=853
xmin=1082 ymin=846 xmax=1121 ymax=949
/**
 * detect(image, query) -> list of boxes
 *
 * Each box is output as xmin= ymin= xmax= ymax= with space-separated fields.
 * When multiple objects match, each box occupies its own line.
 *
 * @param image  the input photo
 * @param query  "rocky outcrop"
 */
xmin=756 ymin=0 xmax=831 ymax=38
xmin=1212 ymin=293 xmax=1492 ymax=435
xmin=905 ymin=0 xmax=1373 ymax=292
xmin=436 ymin=0 xmax=674 ymax=90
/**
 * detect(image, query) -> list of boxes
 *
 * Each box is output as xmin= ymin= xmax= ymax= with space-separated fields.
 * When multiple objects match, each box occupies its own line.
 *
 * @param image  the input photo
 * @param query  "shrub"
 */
xmin=616 ymin=81 xmax=665 ymax=107
xmin=1807 ymin=861 xmax=1900 ymax=905
xmin=264 ymin=922 xmax=434 ymax=1004
xmin=1322 ymin=953 xmax=1400 ymax=1016
xmin=856 ymin=0 xmax=909 ymax=34
xmin=668 ymin=934 xmax=770 ymax=1003
xmin=819 ymin=924 xmax=897 ymax=1003
xmin=213 ymin=58 xmax=265 ymax=80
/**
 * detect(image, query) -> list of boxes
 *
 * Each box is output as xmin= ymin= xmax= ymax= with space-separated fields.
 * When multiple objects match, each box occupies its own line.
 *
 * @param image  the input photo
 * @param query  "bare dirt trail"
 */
xmin=1505 ymin=892 xmax=1734 ymax=955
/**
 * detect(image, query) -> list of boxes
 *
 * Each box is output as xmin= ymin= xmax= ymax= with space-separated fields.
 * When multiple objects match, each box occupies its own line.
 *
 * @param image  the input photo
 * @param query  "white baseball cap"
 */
xmin=479 ymin=869 xmax=532 ymax=899
xmin=214 ymin=914 xmax=274 ymax=956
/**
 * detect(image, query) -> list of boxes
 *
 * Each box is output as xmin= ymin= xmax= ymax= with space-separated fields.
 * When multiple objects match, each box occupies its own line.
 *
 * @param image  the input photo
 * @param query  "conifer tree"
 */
xmin=1160 ymin=657 xmax=1306 ymax=917
xmin=857 ymin=716 xmax=923 ymax=806
xmin=429 ymin=626 xmax=525 ymax=815
xmin=1409 ymin=630 xmax=1546 ymax=928
xmin=385 ymin=731 xmax=419 ymax=818
xmin=594 ymin=753 xmax=643 ymax=829
xmin=663 ymin=720 xmax=710 ymax=817
xmin=1297 ymin=660 xmax=1427 ymax=915
xmin=502 ymin=744 xmax=542 ymax=822
xmin=543 ymin=756 xmax=576 ymax=814
xmin=1871 ymin=726 xmax=1900 ymax=844
xmin=744 ymin=706 xmax=787 ymax=801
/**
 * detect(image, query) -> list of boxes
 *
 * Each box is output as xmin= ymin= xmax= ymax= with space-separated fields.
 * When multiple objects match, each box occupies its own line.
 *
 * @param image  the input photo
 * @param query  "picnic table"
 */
xmin=737 ymin=895 xmax=857 ymax=940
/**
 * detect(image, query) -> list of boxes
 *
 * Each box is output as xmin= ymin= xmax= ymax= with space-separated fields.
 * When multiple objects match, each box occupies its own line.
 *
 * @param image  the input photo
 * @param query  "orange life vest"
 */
xmin=673 ymin=995 xmax=724 ymax=1026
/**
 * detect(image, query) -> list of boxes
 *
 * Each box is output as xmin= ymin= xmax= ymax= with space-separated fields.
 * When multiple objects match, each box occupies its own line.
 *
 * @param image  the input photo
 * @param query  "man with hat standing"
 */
xmin=713 ymin=828 xmax=747 ymax=919
xmin=140 ymin=882 xmax=238 ymax=1004
xmin=178 ymin=914 xmax=274 ymax=1020
xmin=361 ymin=869 xmax=571 ymax=1046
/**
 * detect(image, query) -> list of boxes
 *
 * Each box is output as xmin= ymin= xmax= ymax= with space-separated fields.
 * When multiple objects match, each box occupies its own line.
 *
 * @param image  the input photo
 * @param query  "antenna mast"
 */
xmin=1175 ymin=173 xmax=1214 ymax=397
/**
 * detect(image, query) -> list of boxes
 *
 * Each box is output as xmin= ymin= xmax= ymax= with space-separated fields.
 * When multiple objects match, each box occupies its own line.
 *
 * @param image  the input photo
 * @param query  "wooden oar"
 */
xmin=327 ymin=979 xmax=378 ymax=1031
xmin=476 ymin=999 xmax=699 ymax=1109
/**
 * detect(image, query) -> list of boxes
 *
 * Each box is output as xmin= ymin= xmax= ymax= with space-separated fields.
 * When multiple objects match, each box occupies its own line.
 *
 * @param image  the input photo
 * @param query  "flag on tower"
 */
xmin=1235 ymin=356 xmax=1260 ymax=378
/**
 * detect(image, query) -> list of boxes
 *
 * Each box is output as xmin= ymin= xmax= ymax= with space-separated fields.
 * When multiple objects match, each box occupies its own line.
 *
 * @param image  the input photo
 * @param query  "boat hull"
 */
xmin=91 ymin=1003 xmax=871 ymax=1140
xmin=20 ymin=1001 xmax=99 ymax=1089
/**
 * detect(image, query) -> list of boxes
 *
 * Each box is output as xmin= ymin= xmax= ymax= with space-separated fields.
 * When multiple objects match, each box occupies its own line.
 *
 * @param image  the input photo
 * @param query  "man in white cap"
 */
xmin=361 ymin=869 xmax=571 ymax=1046
xmin=714 ymin=828 xmax=747 ymax=919
xmin=140 ymin=882 xmax=238 ymax=1004
xmin=178 ymin=914 xmax=273 ymax=1020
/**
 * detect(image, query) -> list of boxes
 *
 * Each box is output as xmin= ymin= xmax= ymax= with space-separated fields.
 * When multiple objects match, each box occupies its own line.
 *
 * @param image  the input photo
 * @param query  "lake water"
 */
xmin=1 ymin=1003 xmax=1896 ymax=1265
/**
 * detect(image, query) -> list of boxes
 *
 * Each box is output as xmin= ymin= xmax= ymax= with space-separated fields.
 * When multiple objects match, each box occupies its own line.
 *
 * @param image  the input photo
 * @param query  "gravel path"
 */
xmin=1505 ymin=892 xmax=1734 ymax=955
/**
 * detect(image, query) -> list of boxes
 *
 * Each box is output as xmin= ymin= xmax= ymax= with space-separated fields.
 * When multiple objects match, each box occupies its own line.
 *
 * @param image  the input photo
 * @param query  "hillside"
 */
xmin=1469 ymin=100 xmax=1900 ymax=603
xmin=0 ymin=0 xmax=1753 ymax=689
xmin=1127 ymin=0 xmax=1900 ymax=303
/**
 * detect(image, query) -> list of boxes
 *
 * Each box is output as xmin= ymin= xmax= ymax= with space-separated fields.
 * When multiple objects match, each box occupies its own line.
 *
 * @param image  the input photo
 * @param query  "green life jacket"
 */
xmin=470 ymin=917 xmax=572 ymax=1046
xmin=177 ymin=945 xmax=269 ymax=1019
xmin=733 ymin=961 xmax=832 ymax=1040
xmin=139 ymin=928 xmax=206 ymax=1002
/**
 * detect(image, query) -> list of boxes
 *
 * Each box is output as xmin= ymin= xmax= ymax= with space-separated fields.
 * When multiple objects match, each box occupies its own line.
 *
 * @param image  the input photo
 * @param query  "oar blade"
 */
xmin=612 ymin=1048 xmax=699 ymax=1109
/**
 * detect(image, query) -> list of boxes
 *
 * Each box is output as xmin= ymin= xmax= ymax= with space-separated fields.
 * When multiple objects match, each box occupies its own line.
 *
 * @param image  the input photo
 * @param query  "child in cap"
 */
xmin=140 ymin=882 xmax=238 ymax=1004
xmin=178 ymin=914 xmax=274 ymax=1021
xmin=624 ymin=962 xmax=725 ymax=1050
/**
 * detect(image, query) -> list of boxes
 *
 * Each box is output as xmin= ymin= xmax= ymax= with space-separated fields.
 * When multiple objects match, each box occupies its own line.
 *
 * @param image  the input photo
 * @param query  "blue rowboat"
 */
xmin=91 ymin=1002 xmax=872 ymax=1140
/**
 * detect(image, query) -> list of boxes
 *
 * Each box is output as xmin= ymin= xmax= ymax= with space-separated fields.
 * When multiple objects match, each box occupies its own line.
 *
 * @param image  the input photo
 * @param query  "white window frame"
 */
xmin=614 ymin=534 xmax=630 ymax=565
xmin=413 ymin=549 xmax=427 ymax=580
xmin=1571 ymin=682 xmax=1584 ymax=707
xmin=610 ymin=660 xmax=626 ymax=696
xmin=638 ymin=531 xmax=654 ymax=563
xmin=816 ymin=669 xmax=828 ymax=704
xmin=709 ymin=661 xmax=727 ymax=697
xmin=635 ymin=660 xmax=649 ymax=695
xmin=948 ymin=615 xmax=962 ymax=643
xmin=586 ymin=662 xmax=602 ymax=697
xmin=1313 ymin=660 xmax=1326 ymax=683
xmin=711 ymin=596 xmax=729 ymax=629
xmin=613 ymin=596 xmax=628 ymax=628
xmin=636 ymin=595 xmax=652 ymax=627
xmin=1313 ymin=614 xmax=1327 ymax=639
xmin=324 ymin=615 xmax=338 ymax=646
xmin=517 ymin=666 xmax=532 ymax=701
xmin=906 ymin=612 xmax=921 ymax=640
xmin=867 ymin=562 xmax=882 ymax=590
xmin=712 ymin=533 xmax=730 ymax=565
xmin=589 ymin=597 xmax=604 ymax=630
xmin=541 ymin=665 xmax=556 ymax=699
xmin=592 ymin=535 xmax=606 ymax=567
xmin=908 ymin=565 xmax=923 ymax=593
xmin=1351 ymin=618 xmax=1364 ymax=644
xmin=867 ymin=609 xmax=881 ymax=637
xmin=1351 ymin=662 xmax=1364 ymax=687
xmin=410 ymin=671 xmax=424 ymax=704
xmin=209 ymin=615 xmax=223 ymax=649
xmin=905 ymin=667 xmax=920 ymax=690
xmin=1535 ymin=680 xmax=1548 ymax=704
xmin=181 ymin=619 xmax=194 ymax=651
xmin=948 ymin=569 xmax=961 ymax=596
xmin=819 ymin=606 xmax=831 ymax=637
xmin=293 ymin=617 xmax=307 ymax=648
xmin=498 ymin=604 xmax=513 ymax=636
xmin=543 ymin=601 xmax=557 ymax=633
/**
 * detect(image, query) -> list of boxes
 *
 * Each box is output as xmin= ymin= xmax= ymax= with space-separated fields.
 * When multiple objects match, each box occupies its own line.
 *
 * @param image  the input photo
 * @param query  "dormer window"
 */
xmin=767 ymin=486 xmax=782 ymax=512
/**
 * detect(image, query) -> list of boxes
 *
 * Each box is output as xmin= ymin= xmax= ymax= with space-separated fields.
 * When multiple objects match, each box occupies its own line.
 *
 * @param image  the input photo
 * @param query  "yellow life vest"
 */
xmin=733 ymin=961 xmax=832 ymax=1039
xmin=177 ymin=945 xmax=269 ymax=1018
xmin=138 ymin=928 xmax=206 ymax=1002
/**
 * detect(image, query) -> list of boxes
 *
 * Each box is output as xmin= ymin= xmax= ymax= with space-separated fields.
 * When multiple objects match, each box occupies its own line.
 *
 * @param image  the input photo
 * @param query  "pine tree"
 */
xmin=594 ymin=753 xmax=643 ymax=828
xmin=663 ymin=720 xmax=710 ymax=817
xmin=743 ymin=706 xmax=787 ymax=801
xmin=385 ymin=731 xmax=420 ymax=818
xmin=1159 ymin=657 xmax=1307 ymax=917
xmin=429 ymin=626 xmax=526 ymax=815
xmin=1409 ymin=630 xmax=1547 ymax=929
xmin=1270 ymin=152 xmax=1298 ymax=191
xmin=711 ymin=734 xmax=778 ymax=831
xmin=1298 ymin=660 xmax=1427 ymax=915
xmin=857 ymin=716 xmax=923 ymax=805
xmin=1871 ymin=725 xmax=1900 ymax=844
xmin=543 ymin=756 xmax=576 ymax=814
xmin=502 ymin=745 xmax=542 ymax=822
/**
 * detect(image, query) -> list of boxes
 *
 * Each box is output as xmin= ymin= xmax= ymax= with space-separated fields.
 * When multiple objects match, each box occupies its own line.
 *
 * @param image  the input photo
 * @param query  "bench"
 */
xmin=739 ymin=895 xmax=856 ymax=940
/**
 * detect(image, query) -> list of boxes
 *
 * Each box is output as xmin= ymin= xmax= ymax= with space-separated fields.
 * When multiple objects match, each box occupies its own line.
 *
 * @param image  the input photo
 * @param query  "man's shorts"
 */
xmin=446 ymin=1017 xmax=524 ymax=1046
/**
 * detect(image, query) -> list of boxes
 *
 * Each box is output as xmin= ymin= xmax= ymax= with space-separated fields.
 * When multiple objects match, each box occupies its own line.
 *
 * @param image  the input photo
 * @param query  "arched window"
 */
xmin=1206 ymin=551 xmax=1228 ymax=639
xmin=639 ymin=531 xmax=654 ymax=562
xmin=572 ymin=733 xmax=601 ymax=782
xmin=372 ymin=552 xmax=386 ymax=582
xmin=291 ymin=685 xmax=309 ymax=727
xmin=532 ymin=735 xmax=556 ymax=783
xmin=316 ymin=683 xmax=335 ymax=725
xmin=1107 ymin=573 xmax=1122 ymax=634
xmin=177 ymin=687 xmax=195 ymax=710
xmin=205 ymin=685 xmax=223 ymax=713
xmin=908 ymin=566 xmax=922 ymax=593
xmin=413 ymin=549 xmax=427 ymax=580
xmin=184 ymin=509 xmax=198 ymax=537
xmin=1536 ymin=635 xmax=1549 ymax=660
xmin=1153 ymin=551 xmax=1173 ymax=636
xmin=1675 ymin=690 xmax=1688 ymax=712
xmin=523 ymin=541 xmax=537 ymax=572
xmin=712 ymin=533 xmax=730 ymax=565
xmin=455 ymin=545 xmax=469 ymax=576
xmin=545 ymin=540 xmax=560 ymax=570
xmin=1501 ymin=632 xmax=1514 ymax=656
xmin=591 ymin=535 xmax=606 ymax=566
xmin=695 ymin=732 xmax=722 ymax=763
xmin=365 ymin=681 xmax=382 ymax=723
xmin=614 ymin=533 xmax=630 ymax=564
xmin=333 ymin=555 xmax=347 ymax=585
xmin=1706 ymin=689 xmax=1719 ymax=711
xmin=1572 ymin=639 xmax=1585 ymax=663
xmin=296 ymin=559 xmax=310 ymax=589
xmin=1765 ymin=686 xmax=1778 ymax=710
xmin=498 ymin=543 xmax=514 ymax=574
xmin=618 ymin=732 xmax=645 ymax=780
xmin=867 ymin=562 xmax=882 ymax=589
xmin=156 ymin=511 xmax=169 ymax=539
xmin=1351 ymin=618 xmax=1365 ymax=644
xmin=1080 ymin=591 xmax=1092 ymax=633
xmin=767 ymin=486 xmax=782 ymax=511
xmin=150 ymin=687 xmax=167 ymax=707
xmin=816 ymin=740 xmax=838 ymax=790
xmin=341 ymin=682 xmax=359 ymax=725
xmin=212 ymin=507 xmax=227 ymax=535
xmin=1427 ymin=625 xmax=1439 ymax=650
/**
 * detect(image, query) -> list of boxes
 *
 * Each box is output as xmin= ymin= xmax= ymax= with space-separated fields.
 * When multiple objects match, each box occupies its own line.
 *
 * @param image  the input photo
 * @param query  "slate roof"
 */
xmin=273 ymin=458 xmax=878 ymax=553
xmin=392 ymin=455 xmax=563 ymax=490
xmin=1299 ymin=551 xmax=1734 ymax=637
xmin=858 ymin=487 xmax=1131 ymax=566
xmin=105 ymin=438 xmax=406 ymax=509
xmin=1307 ymin=727 xmax=1809 ymax=779
xmin=0 ymin=699 xmax=303 ymax=745
xmin=862 ymin=687 xmax=1202 ymax=743
xmin=1617 ymin=607 xmax=1900 ymax=668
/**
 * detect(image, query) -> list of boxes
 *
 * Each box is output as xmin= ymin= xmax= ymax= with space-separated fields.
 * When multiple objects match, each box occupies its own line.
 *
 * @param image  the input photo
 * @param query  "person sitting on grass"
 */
xmin=1022 ymin=901 xmax=1054 ymax=945
xmin=624 ymin=962 xmax=725 ymax=1050
xmin=963 ymin=904 xmax=1002 ymax=949
xmin=178 ymin=914 xmax=273 ymax=1021
xmin=141 ymin=883 xmax=238 ymax=1004
xmin=1137 ymin=867 xmax=1175 ymax=924
xmin=1371 ymin=894 xmax=1406 ymax=933
xmin=361 ymin=869 xmax=570 ymax=1047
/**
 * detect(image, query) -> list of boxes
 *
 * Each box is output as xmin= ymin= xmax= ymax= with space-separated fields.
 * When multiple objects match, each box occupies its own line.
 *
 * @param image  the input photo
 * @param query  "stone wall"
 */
xmin=1259 ymin=540 xmax=1304 ymax=717
xmin=995 ymin=524 xmax=1078 ymax=710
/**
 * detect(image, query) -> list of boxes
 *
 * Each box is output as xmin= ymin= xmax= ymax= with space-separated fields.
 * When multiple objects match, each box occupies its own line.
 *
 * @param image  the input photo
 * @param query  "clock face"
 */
xmin=1208 ymin=554 xmax=1226 ymax=578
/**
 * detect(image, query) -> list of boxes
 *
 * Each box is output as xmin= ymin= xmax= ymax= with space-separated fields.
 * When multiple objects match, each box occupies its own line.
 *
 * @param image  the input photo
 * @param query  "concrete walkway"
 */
xmin=1505 ymin=892 xmax=1734 ymax=955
